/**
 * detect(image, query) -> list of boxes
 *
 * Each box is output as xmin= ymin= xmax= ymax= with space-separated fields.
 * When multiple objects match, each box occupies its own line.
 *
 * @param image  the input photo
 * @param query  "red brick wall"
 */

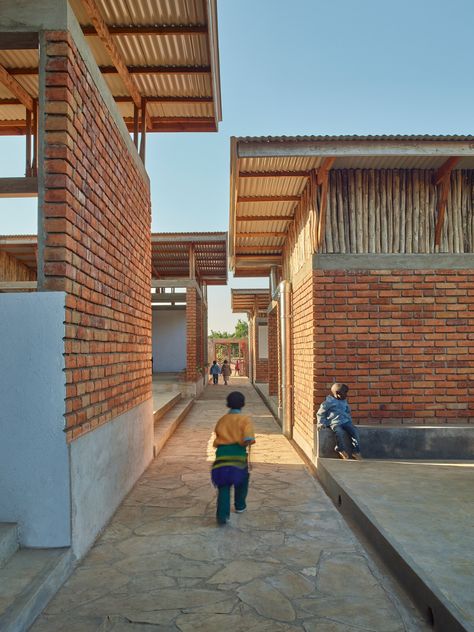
xmin=41 ymin=32 xmax=151 ymax=440
xmin=292 ymin=271 xmax=316 ymax=445
xmin=186 ymin=287 xmax=204 ymax=383
xmin=314 ymin=269 xmax=474 ymax=424
xmin=268 ymin=310 xmax=278 ymax=395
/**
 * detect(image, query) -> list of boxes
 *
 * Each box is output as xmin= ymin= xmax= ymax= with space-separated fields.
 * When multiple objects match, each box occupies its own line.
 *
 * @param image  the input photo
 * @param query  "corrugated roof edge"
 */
xmin=236 ymin=134 xmax=474 ymax=142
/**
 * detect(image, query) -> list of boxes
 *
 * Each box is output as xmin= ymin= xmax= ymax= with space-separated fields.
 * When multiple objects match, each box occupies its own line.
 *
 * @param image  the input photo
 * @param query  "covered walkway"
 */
xmin=32 ymin=380 xmax=426 ymax=631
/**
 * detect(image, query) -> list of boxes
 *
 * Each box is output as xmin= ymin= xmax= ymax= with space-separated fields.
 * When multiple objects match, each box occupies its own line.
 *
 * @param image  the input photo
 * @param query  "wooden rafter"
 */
xmin=316 ymin=157 xmax=336 ymax=185
xmin=237 ymin=195 xmax=300 ymax=203
xmin=0 ymin=96 xmax=213 ymax=105
xmin=238 ymin=170 xmax=310 ymax=178
xmin=82 ymin=24 xmax=208 ymax=36
xmin=10 ymin=65 xmax=211 ymax=76
xmin=237 ymin=231 xmax=286 ymax=238
xmin=0 ymin=63 xmax=33 ymax=111
xmin=237 ymin=215 xmax=293 ymax=222
xmin=433 ymin=156 xmax=460 ymax=186
xmin=433 ymin=157 xmax=459 ymax=247
xmin=81 ymin=0 xmax=142 ymax=109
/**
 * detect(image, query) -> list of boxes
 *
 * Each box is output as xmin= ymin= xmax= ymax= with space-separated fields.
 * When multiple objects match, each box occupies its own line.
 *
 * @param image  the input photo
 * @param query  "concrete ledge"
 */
xmin=254 ymin=382 xmax=280 ymax=426
xmin=313 ymin=253 xmax=474 ymax=270
xmin=154 ymin=399 xmax=194 ymax=458
xmin=317 ymin=425 xmax=474 ymax=460
xmin=317 ymin=459 xmax=470 ymax=632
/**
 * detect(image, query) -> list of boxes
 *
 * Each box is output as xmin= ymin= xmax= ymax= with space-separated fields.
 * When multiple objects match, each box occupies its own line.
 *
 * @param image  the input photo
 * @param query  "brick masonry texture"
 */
xmin=268 ymin=310 xmax=278 ymax=396
xmin=314 ymin=268 xmax=474 ymax=424
xmin=41 ymin=32 xmax=151 ymax=441
xmin=292 ymin=271 xmax=316 ymax=446
xmin=186 ymin=287 xmax=204 ymax=383
xmin=253 ymin=319 xmax=269 ymax=383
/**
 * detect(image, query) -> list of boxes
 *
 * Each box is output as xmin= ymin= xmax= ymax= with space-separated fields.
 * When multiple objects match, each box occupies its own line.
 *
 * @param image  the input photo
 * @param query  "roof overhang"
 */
xmin=229 ymin=135 xmax=474 ymax=275
xmin=231 ymin=288 xmax=270 ymax=315
xmin=151 ymin=232 xmax=227 ymax=285
xmin=0 ymin=0 xmax=222 ymax=135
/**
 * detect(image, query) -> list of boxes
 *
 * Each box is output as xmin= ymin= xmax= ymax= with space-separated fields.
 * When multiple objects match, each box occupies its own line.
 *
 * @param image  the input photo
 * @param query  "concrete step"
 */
xmin=0 ymin=524 xmax=19 ymax=569
xmin=0 ymin=547 xmax=73 ymax=632
xmin=153 ymin=392 xmax=182 ymax=423
xmin=154 ymin=398 xmax=194 ymax=458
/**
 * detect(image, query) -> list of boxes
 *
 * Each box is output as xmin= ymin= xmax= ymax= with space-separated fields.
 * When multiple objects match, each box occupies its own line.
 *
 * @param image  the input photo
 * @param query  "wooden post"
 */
xmin=32 ymin=99 xmax=38 ymax=177
xmin=189 ymin=244 xmax=195 ymax=279
xmin=139 ymin=98 xmax=147 ymax=162
xmin=133 ymin=104 xmax=139 ymax=147
xmin=25 ymin=107 xmax=32 ymax=177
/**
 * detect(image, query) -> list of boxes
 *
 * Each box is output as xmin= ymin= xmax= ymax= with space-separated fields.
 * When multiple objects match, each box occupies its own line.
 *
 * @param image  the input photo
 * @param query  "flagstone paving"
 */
xmin=32 ymin=379 xmax=428 ymax=631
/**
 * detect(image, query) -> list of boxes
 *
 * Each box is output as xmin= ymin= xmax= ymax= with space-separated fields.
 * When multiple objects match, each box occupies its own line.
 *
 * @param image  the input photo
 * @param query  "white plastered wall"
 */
xmin=152 ymin=309 xmax=187 ymax=372
xmin=0 ymin=292 xmax=70 ymax=547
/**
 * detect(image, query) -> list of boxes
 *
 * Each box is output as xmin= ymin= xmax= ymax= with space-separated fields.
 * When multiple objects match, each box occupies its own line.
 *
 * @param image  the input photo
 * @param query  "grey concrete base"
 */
xmin=153 ymin=398 xmax=194 ymax=458
xmin=254 ymin=382 xmax=280 ymax=425
xmin=0 ymin=524 xmax=18 ymax=568
xmin=70 ymin=398 xmax=154 ymax=560
xmin=317 ymin=459 xmax=473 ymax=632
xmin=317 ymin=425 xmax=474 ymax=460
xmin=0 ymin=547 xmax=73 ymax=632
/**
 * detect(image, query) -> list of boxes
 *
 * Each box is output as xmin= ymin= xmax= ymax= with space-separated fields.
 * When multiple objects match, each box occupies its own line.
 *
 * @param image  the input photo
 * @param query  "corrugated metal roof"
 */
xmin=0 ymin=0 xmax=221 ymax=134
xmin=237 ymin=134 xmax=474 ymax=142
xmin=229 ymin=135 xmax=474 ymax=275
xmin=231 ymin=288 xmax=270 ymax=314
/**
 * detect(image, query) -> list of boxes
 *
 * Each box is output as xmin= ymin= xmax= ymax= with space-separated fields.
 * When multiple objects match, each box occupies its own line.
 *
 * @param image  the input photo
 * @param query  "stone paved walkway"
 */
xmin=32 ymin=379 xmax=427 ymax=631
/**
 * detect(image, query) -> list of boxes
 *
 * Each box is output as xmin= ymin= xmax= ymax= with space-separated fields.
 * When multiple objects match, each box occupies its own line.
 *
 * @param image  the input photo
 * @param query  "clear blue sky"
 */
xmin=1 ymin=0 xmax=473 ymax=331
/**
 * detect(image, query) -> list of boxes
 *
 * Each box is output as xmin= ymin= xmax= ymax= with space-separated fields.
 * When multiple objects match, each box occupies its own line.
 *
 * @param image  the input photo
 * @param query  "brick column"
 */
xmin=186 ymin=287 xmax=197 ymax=382
xmin=268 ymin=310 xmax=278 ymax=395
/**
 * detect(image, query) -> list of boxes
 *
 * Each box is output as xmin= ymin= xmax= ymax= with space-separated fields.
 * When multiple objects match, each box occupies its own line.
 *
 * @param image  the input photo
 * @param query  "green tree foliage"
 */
xmin=234 ymin=319 xmax=248 ymax=338
xmin=209 ymin=318 xmax=249 ymax=340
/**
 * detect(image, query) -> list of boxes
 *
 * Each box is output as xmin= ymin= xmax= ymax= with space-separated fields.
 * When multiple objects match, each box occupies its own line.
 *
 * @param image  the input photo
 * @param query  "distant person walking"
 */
xmin=221 ymin=359 xmax=231 ymax=385
xmin=209 ymin=360 xmax=221 ymax=385
xmin=235 ymin=359 xmax=240 ymax=376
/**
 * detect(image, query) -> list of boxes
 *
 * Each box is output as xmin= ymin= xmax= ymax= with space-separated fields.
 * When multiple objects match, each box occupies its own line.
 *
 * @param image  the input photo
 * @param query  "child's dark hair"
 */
xmin=227 ymin=391 xmax=245 ymax=409
xmin=331 ymin=383 xmax=349 ymax=399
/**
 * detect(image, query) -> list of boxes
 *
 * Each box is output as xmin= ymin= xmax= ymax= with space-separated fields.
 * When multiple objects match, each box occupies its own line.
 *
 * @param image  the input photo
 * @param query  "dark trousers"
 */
xmin=333 ymin=422 xmax=361 ymax=454
xmin=216 ymin=475 xmax=249 ymax=523
xmin=212 ymin=374 xmax=218 ymax=384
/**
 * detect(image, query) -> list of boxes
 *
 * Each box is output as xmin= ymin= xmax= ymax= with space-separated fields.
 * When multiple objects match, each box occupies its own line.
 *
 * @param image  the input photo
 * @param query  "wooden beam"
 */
xmin=0 ymin=281 xmax=37 ymax=291
xmin=237 ymin=195 xmax=300 ymax=203
xmin=433 ymin=156 xmax=460 ymax=186
xmin=235 ymin=245 xmax=282 ymax=252
xmin=1 ymin=95 xmax=213 ymax=105
xmin=80 ymin=0 xmax=142 ymax=109
xmin=82 ymin=24 xmax=208 ymax=36
xmin=317 ymin=157 xmax=336 ymax=185
xmin=237 ymin=231 xmax=286 ymax=238
xmin=0 ymin=32 xmax=38 ymax=50
xmin=0 ymin=63 xmax=33 ymax=111
xmin=238 ymin=170 xmax=310 ymax=178
xmin=10 ymin=65 xmax=211 ymax=76
xmin=115 ymin=95 xmax=213 ymax=103
xmin=0 ymin=177 xmax=37 ymax=197
xmin=139 ymin=97 xmax=147 ymax=161
xmin=237 ymin=215 xmax=293 ymax=222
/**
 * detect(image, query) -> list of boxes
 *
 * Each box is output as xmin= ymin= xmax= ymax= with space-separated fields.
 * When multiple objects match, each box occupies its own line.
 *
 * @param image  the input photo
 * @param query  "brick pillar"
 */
xmin=186 ymin=287 xmax=197 ymax=382
xmin=268 ymin=310 xmax=278 ymax=395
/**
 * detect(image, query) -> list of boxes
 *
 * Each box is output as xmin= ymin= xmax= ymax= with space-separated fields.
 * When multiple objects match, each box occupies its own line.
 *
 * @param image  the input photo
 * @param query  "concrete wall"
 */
xmin=152 ymin=310 xmax=186 ymax=372
xmin=0 ymin=293 xmax=70 ymax=547
xmin=70 ymin=398 xmax=153 ymax=559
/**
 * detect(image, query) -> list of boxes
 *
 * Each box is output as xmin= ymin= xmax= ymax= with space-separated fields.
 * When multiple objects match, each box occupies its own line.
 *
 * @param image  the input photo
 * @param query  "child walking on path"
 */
xmin=317 ymin=383 xmax=363 ymax=460
xmin=221 ymin=359 xmax=231 ymax=385
xmin=209 ymin=360 xmax=221 ymax=385
xmin=211 ymin=391 xmax=256 ymax=525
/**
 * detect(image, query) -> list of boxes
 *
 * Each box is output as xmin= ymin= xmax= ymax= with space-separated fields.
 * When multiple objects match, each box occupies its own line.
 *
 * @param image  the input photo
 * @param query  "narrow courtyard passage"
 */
xmin=33 ymin=379 xmax=427 ymax=631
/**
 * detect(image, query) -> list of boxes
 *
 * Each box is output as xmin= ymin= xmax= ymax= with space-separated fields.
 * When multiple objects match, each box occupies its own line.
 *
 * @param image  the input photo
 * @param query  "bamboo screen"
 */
xmin=284 ymin=169 xmax=474 ymax=279
xmin=0 ymin=250 xmax=36 ymax=283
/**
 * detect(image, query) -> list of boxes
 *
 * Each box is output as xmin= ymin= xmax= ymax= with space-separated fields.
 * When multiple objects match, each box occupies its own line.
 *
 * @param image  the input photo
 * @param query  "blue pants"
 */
xmin=216 ymin=475 xmax=249 ymax=523
xmin=332 ymin=422 xmax=361 ymax=455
